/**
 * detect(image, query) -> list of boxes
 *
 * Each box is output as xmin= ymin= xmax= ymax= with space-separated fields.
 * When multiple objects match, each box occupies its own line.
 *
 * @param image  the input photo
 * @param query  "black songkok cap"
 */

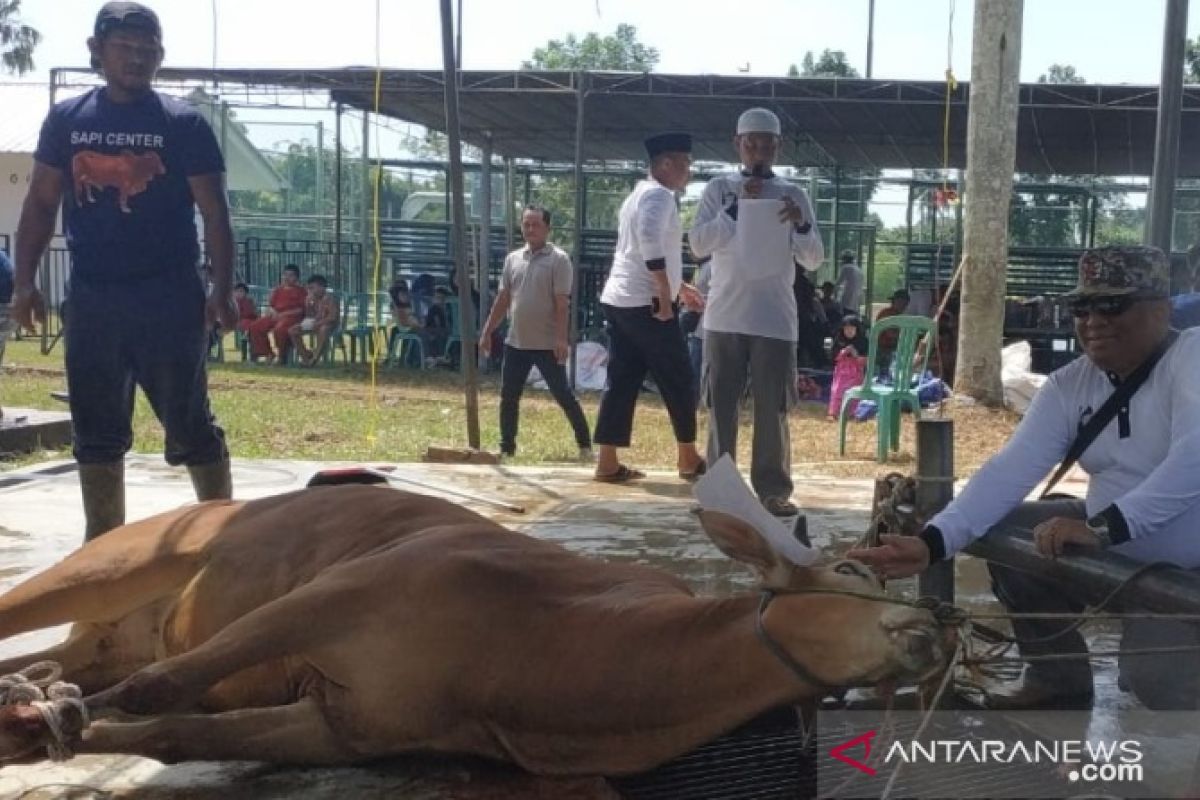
xmin=644 ymin=132 xmax=692 ymax=159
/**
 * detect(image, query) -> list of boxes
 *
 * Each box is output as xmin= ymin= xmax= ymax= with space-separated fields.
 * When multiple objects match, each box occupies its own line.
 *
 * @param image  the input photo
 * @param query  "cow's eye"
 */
xmin=834 ymin=561 xmax=868 ymax=579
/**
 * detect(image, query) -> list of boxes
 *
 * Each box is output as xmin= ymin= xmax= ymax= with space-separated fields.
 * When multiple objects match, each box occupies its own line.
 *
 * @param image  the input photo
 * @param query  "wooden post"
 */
xmin=439 ymin=0 xmax=480 ymax=449
xmin=916 ymin=419 xmax=955 ymax=603
xmin=956 ymin=0 xmax=1023 ymax=406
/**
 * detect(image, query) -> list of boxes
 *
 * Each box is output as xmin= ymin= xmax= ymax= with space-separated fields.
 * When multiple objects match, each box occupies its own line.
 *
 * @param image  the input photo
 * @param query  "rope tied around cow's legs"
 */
xmin=0 ymin=661 xmax=88 ymax=761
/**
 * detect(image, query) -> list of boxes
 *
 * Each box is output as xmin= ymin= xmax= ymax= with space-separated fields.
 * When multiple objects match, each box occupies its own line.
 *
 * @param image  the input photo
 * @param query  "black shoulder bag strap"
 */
xmin=1040 ymin=331 xmax=1178 ymax=499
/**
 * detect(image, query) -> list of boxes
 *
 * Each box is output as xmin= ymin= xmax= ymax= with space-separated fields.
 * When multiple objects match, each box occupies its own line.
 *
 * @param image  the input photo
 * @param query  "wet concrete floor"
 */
xmin=0 ymin=456 xmax=1167 ymax=797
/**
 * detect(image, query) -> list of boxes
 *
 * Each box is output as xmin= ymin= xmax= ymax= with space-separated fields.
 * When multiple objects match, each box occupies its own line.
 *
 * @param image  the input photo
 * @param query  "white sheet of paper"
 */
xmin=693 ymin=454 xmax=818 ymax=566
xmin=734 ymin=199 xmax=793 ymax=281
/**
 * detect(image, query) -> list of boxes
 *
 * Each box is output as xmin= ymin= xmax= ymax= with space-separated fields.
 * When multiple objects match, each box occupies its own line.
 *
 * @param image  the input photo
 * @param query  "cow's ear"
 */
xmin=698 ymin=510 xmax=792 ymax=587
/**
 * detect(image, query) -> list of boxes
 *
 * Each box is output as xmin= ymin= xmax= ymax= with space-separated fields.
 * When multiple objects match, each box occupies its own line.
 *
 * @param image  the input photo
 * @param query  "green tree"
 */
xmin=1187 ymin=36 xmax=1200 ymax=82
xmin=522 ymin=23 xmax=659 ymax=71
xmin=1037 ymin=64 xmax=1085 ymax=84
xmin=0 ymin=0 xmax=40 ymax=75
xmin=798 ymin=49 xmax=859 ymax=78
xmin=786 ymin=63 xmax=800 ymax=78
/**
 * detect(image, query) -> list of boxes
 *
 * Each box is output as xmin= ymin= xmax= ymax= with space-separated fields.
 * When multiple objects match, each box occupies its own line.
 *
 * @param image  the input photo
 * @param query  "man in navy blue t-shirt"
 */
xmin=12 ymin=1 xmax=238 ymax=540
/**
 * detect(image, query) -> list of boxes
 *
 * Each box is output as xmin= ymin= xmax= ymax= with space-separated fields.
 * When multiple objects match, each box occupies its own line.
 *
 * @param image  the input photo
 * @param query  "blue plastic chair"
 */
xmin=837 ymin=314 xmax=937 ymax=462
xmin=386 ymin=326 xmax=427 ymax=368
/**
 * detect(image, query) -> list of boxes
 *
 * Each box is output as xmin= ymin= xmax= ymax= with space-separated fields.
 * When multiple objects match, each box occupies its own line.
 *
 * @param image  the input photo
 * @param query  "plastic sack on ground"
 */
xmin=529 ymin=341 xmax=608 ymax=392
xmin=1001 ymin=340 xmax=1047 ymax=416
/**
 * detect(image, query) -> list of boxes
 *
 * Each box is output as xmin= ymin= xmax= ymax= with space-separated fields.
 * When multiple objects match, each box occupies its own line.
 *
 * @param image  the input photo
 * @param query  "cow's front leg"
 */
xmin=79 ymin=696 xmax=358 ymax=764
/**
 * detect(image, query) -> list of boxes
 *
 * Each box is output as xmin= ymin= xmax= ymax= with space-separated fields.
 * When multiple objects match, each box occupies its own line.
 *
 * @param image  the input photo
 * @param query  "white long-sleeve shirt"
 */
xmin=689 ymin=171 xmax=824 ymax=341
xmin=600 ymin=178 xmax=683 ymax=308
xmin=931 ymin=328 xmax=1200 ymax=567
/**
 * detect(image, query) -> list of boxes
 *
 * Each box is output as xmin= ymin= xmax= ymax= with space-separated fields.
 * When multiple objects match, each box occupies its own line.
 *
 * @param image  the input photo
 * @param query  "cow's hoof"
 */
xmin=0 ymin=700 xmax=85 ymax=762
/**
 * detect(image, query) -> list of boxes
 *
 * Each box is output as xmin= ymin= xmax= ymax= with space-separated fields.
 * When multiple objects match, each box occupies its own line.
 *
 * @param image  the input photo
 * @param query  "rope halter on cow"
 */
xmin=0 ymin=660 xmax=89 ymax=761
xmin=754 ymin=588 xmax=967 ymax=690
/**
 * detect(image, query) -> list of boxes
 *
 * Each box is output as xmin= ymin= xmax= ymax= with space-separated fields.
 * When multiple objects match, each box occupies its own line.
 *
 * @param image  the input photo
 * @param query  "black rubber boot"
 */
xmin=188 ymin=458 xmax=232 ymax=502
xmin=79 ymin=462 xmax=126 ymax=542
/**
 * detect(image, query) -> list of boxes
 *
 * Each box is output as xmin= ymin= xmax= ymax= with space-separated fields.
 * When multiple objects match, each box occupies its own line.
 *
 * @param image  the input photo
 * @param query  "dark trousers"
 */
xmin=500 ymin=345 xmax=591 ymax=455
xmin=987 ymin=499 xmax=1200 ymax=709
xmin=64 ymin=271 xmax=227 ymax=467
xmin=594 ymin=303 xmax=697 ymax=447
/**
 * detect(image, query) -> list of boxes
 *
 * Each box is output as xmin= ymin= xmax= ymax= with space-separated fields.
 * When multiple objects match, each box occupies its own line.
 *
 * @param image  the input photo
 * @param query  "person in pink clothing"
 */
xmin=827 ymin=315 xmax=869 ymax=420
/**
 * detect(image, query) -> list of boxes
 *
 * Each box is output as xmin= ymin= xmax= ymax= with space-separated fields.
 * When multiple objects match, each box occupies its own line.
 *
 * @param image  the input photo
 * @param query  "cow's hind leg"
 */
xmin=89 ymin=563 xmax=366 ymax=715
xmin=80 ymin=696 xmax=358 ymax=764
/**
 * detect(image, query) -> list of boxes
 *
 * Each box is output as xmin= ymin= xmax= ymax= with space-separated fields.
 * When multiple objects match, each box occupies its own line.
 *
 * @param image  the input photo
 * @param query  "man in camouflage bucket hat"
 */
xmin=1067 ymin=245 xmax=1170 ymax=299
xmin=851 ymin=243 xmax=1200 ymax=711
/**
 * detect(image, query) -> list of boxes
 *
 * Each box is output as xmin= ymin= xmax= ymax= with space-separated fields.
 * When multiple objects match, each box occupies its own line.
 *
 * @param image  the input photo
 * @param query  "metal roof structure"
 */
xmin=65 ymin=67 xmax=1200 ymax=177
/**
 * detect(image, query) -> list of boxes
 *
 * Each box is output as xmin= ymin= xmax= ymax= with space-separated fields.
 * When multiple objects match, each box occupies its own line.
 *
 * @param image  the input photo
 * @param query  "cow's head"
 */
xmin=698 ymin=509 xmax=880 ymax=593
xmin=137 ymin=150 xmax=166 ymax=177
xmin=698 ymin=510 xmax=954 ymax=688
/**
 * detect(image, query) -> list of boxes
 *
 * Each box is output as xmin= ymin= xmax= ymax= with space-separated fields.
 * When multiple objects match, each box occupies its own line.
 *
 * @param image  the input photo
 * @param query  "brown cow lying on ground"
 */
xmin=0 ymin=485 xmax=952 ymax=774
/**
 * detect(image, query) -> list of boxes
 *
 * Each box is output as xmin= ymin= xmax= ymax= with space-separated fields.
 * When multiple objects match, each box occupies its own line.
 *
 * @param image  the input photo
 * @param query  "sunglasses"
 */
xmin=1069 ymin=295 xmax=1141 ymax=319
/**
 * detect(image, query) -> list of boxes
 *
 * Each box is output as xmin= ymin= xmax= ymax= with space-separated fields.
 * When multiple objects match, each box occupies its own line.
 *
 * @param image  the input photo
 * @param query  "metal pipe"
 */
xmin=916 ymin=419 xmax=955 ymax=603
xmin=360 ymin=109 xmax=371 ymax=295
xmin=478 ymin=133 xmax=493 ymax=337
xmin=316 ymin=120 xmax=325 ymax=245
xmin=1144 ymin=0 xmax=1188 ymax=252
xmin=569 ymin=73 xmax=588 ymax=389
xmin=334 ymin=102 xmax=343 ymax=287
xmin=440 ymin=0 xmax=481 ymax=449
xmin=866 ymin=0 xmax=876 ymax=79
xmin=967 ymin=532 xmax=1200 ymax=615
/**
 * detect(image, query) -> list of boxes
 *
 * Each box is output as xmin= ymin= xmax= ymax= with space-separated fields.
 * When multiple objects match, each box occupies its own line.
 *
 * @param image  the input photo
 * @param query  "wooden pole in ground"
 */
xmin=439 ymin=0 xmax=480 ymax=448
xmin=955 ymin=0 xmax=1023 ymax=406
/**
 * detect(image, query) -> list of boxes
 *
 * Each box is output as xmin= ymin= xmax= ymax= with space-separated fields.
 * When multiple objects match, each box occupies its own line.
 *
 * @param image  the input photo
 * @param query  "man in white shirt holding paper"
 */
xmin=689 ymin=107 xmax=824 ymax=517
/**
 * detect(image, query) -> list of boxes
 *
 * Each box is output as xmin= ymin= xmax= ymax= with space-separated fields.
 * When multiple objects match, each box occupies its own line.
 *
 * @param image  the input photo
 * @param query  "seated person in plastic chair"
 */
xmin=290 ymin=274 xmax=340 ymax=367
xmin=246 ymin=264 xmax=307 ymax=364
xmin=233 ymin=282 xmax=259 ymax=333
xmin=873 ymin=289 xmax=911 ymax=377
xmin=826 ymin=314 xmax=868 ymax=421
xmin=388 ymin=298 xmax=430 ymax=367
xmin=424 ymin=285 xmax=452 ymax=365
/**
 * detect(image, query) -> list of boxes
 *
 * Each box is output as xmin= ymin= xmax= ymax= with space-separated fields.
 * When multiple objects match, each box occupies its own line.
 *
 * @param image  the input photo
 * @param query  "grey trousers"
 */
xmin=986 ymin=499 xmax=1200 ymax=709
xmin=704 ymin=331 xmax=796 ymax=502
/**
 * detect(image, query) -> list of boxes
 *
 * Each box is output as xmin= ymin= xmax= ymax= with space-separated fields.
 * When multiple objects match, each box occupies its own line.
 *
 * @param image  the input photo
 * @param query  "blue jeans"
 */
xmin=64 ymin=271 xmax=227 ymax=466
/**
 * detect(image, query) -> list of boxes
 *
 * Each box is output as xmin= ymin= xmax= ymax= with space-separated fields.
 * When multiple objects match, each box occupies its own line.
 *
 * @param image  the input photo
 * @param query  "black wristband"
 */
xmin=724 ymin=200 xmax=739 ymax=221
xmin=918 ymin=525 xmax=947 ymax=562
xmin=645 ymin=257 xmax=667 ymax=272
xmin=794 ymin=221 xmax=812 ymax=235
xmin=1100 ymin=504 xmax=1132 ymax=545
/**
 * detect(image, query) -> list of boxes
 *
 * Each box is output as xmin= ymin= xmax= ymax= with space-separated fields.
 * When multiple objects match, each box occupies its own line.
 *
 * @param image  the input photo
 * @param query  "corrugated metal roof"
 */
xmin=129 ymin=67 xmax=1200 ymax=176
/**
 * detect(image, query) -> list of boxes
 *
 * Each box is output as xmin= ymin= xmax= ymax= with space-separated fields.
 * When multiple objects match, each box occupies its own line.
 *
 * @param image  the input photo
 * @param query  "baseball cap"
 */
xmin=1063 ymin=245 xmax=1170 ymax=299
xmin=94 ymin=2 xmax=162 ymax=39
xmin=736 ymin=107 xmax=781 ymax=136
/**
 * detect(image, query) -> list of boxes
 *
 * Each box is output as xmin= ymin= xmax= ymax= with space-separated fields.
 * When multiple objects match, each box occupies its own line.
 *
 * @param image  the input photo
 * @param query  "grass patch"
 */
xmin=1 ymin=336 xmax=1020 ymax=478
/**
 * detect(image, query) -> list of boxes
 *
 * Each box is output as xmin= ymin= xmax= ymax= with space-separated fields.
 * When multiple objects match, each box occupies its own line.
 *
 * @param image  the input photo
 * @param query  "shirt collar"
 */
xmin=523 ymin=243 xmax=552 ymax=257
xmin=740 ymin=166 xmax=777 ymax=180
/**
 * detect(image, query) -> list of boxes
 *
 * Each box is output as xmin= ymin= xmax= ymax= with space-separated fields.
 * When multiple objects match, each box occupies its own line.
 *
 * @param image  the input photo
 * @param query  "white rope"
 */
xmin=0 ymin=662 xmax=88 ymax=761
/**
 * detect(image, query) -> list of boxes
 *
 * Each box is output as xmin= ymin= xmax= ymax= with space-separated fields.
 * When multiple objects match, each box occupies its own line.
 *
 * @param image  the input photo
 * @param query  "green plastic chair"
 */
xmin=344 ymin=292 xmax=376 ymax=363
xmin=837 ymin=314 xmax=937 ymax=462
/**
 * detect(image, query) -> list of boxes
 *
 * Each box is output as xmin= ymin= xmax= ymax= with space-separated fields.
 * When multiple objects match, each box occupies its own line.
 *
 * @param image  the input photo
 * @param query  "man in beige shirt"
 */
xmin=480 ymin=206 xmax=592 ymax=460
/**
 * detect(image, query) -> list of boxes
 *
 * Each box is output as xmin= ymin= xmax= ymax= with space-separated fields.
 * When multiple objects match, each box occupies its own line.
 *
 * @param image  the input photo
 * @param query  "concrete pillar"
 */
xmin=956 ymin=0 xmax=1023 ymax=406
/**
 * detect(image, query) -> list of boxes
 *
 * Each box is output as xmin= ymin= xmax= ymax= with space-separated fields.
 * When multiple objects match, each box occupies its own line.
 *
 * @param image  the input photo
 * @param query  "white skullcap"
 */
xmin=736 ymin=107 xmax=781 ymax=136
